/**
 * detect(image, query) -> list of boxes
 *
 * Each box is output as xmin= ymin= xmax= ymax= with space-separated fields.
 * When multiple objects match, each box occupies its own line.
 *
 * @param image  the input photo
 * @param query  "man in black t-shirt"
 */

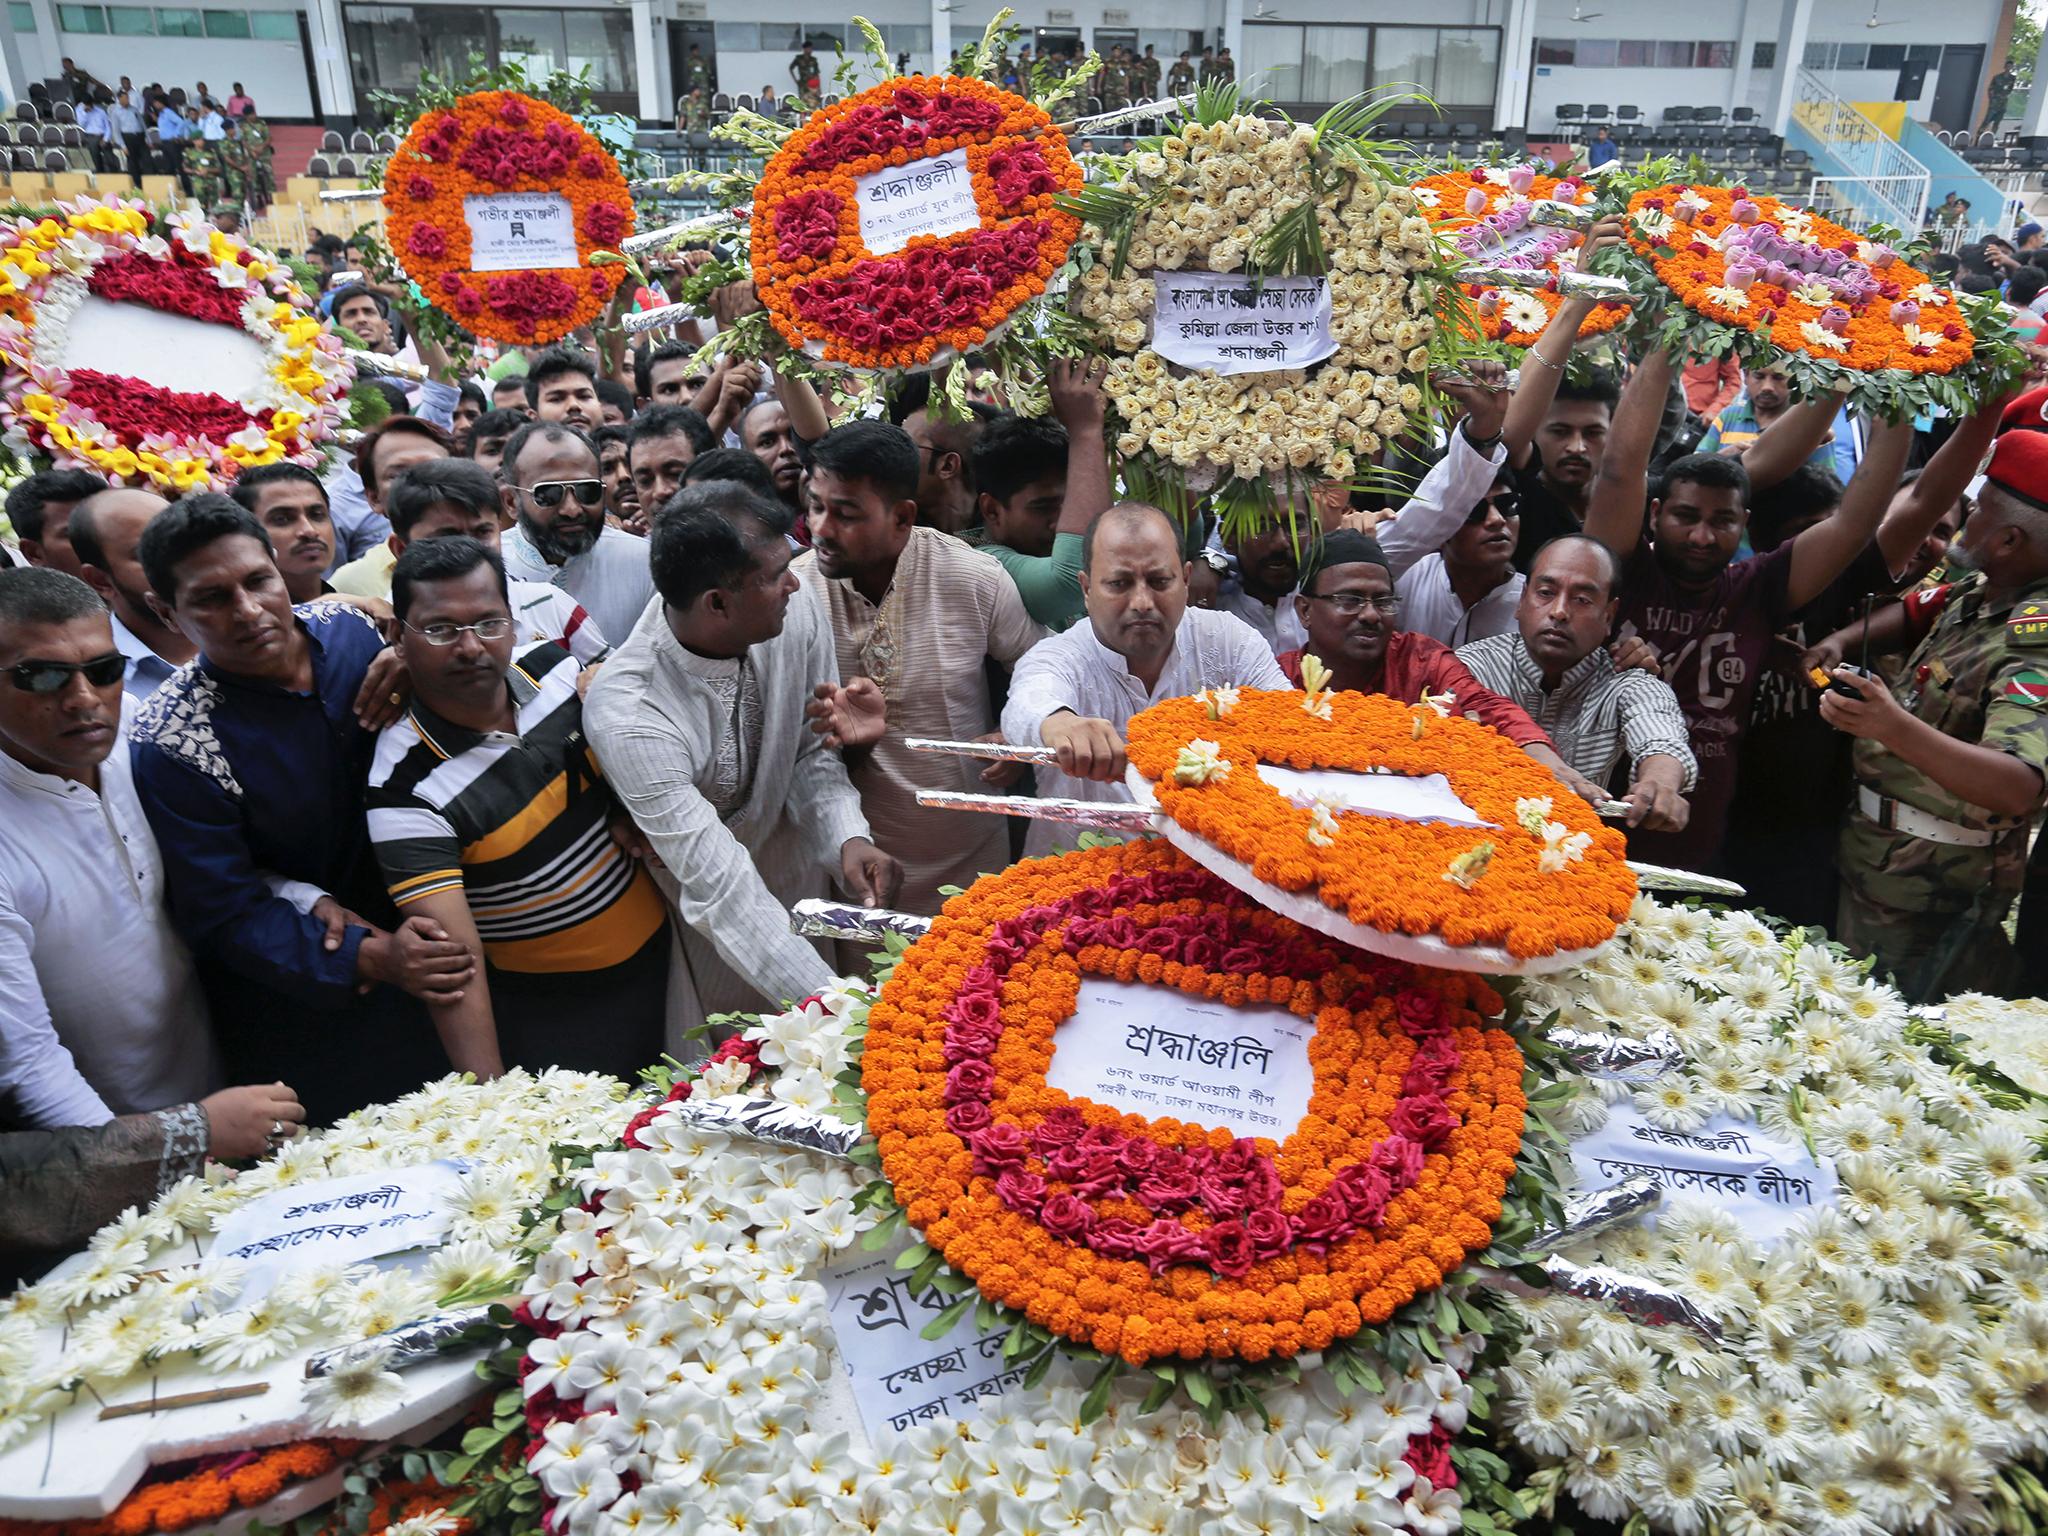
xmin=1510 ymin=374 xmax=1618 ymax=570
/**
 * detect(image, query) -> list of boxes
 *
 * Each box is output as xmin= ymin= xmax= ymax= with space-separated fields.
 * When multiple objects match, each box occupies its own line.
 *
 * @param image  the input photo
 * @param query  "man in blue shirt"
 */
xmin=154 ymin=95 xmax=187 ymax=186
xmin=1586 ymin=124 xmax=1619 ymax=169
xmin=129 ymin=495 xmax=473 ymax=1122
xmin=75 ymin=94 xmax=112 ymax=174
xmin=108 ymin=89 xmax=146 ymax=179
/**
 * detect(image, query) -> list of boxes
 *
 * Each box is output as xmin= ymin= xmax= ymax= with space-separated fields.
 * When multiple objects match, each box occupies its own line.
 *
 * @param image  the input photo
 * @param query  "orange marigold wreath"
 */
xmin=1125 ymin=686 xmax=1636 ymax=960
xmin=381 ymin=91 xmax=634 ymax=346
xmin=0 ymin=1439 xmax=362 ymax=1536
xmin=1411 ymin=167 xmax=1628 ymax=347
xmin=863 ymin=841 xmax=1525 ymax=1367
xmin=1621 ymin=181 xmax=1973 ymax=375
xmin=749 ymin=75 xmax=1082 ymax=370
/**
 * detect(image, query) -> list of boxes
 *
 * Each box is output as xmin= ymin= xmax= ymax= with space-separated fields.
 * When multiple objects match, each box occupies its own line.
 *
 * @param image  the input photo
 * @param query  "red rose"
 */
xmin=1204 ymin=1221 xmax=1255 ymax=1278
xmin=945 ymin=1099 xmax=992 ymax=1136
xmin=970 ymin=1120 xmax=1031 ymax=1171
xmin=1040 ymin=1192 xmax=1097 ymax=1239
xmin=993 ymin=1167 xmax=1047 ymax=1209
xmin=1244 ymin=1208 xmax=1293 ymax=1256
xmin=943 ymin=1059 xmax=996 ymax=1104
xmin=407 ymin=224 xmax=448 ymax=260
xmin=1944 ymin=323 xmax=1964 ymax=340
xmin=499 ymin=96 xmax=531 ymax=125
xmin=406 ymin=174 xmax=437 ymax=201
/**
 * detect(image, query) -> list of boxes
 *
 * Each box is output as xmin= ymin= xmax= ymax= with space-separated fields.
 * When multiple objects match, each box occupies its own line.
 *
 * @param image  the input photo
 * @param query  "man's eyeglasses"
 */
xmin=1306 ymin=593 xmax=1399 ymax=616
xmin=1464 ymin=492 xmax=1520 ymax=524
xmin=7 ymin=653 xmax=124 ymax=693
xmin=518 ymin=479 xmax=605 ymax=509
xmin=403 ymin=618 xmax=515 ymax=646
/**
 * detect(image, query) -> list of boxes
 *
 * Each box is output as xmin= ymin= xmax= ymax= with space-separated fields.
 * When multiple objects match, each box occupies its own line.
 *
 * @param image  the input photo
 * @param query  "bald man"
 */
xmin=66 ymin=490 xmax=195 ymax=700
xmin=1001 ymin=503 xmax=1288 ymax=849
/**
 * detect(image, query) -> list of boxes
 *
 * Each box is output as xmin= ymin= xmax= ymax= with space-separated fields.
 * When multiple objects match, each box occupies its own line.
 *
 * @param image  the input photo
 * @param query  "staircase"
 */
xmin=1786 ymin=69 xmax=1930 ymax=234
xmin=269 ymin=124 xmax=330 ymax=180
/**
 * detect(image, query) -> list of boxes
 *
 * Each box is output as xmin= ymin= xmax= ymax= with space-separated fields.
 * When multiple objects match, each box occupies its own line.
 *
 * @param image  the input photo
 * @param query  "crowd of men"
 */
xmin=43 ymin=63 xmax=275 ymax=212
xmin=4 ymin=220 xmax=2048 ymax=1271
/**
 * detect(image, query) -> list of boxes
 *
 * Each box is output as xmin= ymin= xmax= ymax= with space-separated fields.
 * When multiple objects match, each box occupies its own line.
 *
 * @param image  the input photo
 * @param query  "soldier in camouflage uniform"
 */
xmin=790 ymin=45 xmax=821 ymax=109
xmin=1166 ymin=51 xmax=1195 ymax=96
xmin=1136 ymin=45 xmax=1161 ymax=101
xmin=1096 ymin=50 xmax=1130 ymax=113
xmin=683 ymin=45 xmax=712 ymax=95
xmin=182 ymin=134 xmax=224 ymax=212
xmin=676 ymin=88 xmax=710 ymax=132
xmin=229 ymin=108 xmax=272 ymax=211
xmin=1825 ymin=430 xmax=2048 ymax=1003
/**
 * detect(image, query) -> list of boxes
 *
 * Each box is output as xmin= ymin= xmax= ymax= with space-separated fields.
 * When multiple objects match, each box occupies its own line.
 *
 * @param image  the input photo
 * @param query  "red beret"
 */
xmin=1999 ymin=385 xmax=2048 ymax=436
xmin=1985 ymin=426 xmax=2048 ymax=513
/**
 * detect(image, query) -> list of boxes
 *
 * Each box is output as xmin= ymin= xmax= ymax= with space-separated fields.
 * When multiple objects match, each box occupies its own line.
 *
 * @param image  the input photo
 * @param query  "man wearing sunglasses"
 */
xmin=498 ymin=421 xmax=655 ymax=645
xmin=1396 ymin=473 xmax=1526 ymax=649
xmin=128 ymin=495 xmax=471 ymax=1123
xmin=367 ymin=538 xmax=669 ymax=1078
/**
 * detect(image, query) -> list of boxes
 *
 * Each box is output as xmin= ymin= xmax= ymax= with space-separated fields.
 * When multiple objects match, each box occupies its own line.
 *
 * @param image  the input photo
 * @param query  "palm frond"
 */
xmin=1314 ymin=85 xmax=1437 ymax=148
xmin=1249 ymin=199 xmax=1326 ymax=278
xmin=1182 ymin=80 xmax=1250 ymax=127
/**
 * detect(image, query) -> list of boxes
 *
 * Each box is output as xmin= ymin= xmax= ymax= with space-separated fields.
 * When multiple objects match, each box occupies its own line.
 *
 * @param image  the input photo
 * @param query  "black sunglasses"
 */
xmin=1464 ymin=491 xmax=1521 ymax=524
xmin=8 ymin=653 xmax=124 ymax=694
xmin=519 ymin=479 xmax=605 ymax=509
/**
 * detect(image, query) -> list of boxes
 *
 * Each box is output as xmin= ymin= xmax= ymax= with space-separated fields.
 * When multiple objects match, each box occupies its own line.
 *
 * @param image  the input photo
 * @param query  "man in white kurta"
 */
xmin=1003 ymin=504 xmax=1289 ymax=854
xmin=585 ymin=486 xmax=893 ymax=1032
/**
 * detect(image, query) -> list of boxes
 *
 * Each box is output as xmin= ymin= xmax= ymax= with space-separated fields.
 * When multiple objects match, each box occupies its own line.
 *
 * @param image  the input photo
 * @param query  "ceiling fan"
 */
xmin=1250 ymin=0 xmax=1282 ymax=17
xmin=1864 ymin=1 xmax=1905 ymax=25
xmin=1565 ymin=2 xmax=1604 ymax=22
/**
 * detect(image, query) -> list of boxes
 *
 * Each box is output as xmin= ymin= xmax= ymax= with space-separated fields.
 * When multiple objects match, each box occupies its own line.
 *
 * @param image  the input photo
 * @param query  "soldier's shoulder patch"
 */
xmin=2009 ymin=600 xmax=2048 ymax=644
xmin=2002 ymin=668 xmax=2048 ymax=706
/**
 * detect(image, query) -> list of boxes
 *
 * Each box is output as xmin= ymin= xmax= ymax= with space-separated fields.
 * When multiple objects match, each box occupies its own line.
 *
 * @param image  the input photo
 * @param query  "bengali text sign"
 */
xmin=212 ymin=1162 xmax=468 ymax=1300
xmin=464 ymin=193 xmax=581 ymax=272
xmin=1150 ymin=271 xmax=1335 ymax=376
xmin=1570 ymin=1107 xmax=1836 ymax=1245
xmin=856 ymin=148 xmax=980 ymax=255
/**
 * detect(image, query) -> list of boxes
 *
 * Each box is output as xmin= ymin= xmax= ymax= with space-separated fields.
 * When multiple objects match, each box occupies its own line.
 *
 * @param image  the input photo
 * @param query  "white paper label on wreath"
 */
xmin=1043 ymin=977 xmax=1312 ymax=1140
xmin=822 ymin=1238 xmax=1019 ymax=1440
xmin=1570 ymin=1107 xmax=1836 ymax=1245
xmin=855 ymin=148 xmax=981 ymax=255
xmin=1149 ymin=271 xmax=1336 ymax=376
xmin=59 ymin=295 xmax=275 ymax=402
xmin=463 ymin=193 xmax=581 ymax=272
xmin=1254 ymin=764 xmax=1491 ymax=828
xmin=212 ymin=1161 xmax=469 ymax=1301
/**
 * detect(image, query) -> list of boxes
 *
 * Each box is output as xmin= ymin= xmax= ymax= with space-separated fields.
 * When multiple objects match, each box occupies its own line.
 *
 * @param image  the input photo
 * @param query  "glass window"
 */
xmin=1435 ymin=28 xmax=1499 ymax=103
xmin=344 ymin=3 xmax=489 ymax=98
xmin=563 ymin=9 xmax=636 ymax=94
xmin=10 ymin=0 xmax=35 ymax=25
xmin=1910 ymin=45 xmax=1941 ymax=64
xmin=155 ymin=6 xmax=201 ymax=34
xmin=1302 ymin=24 xmax=1367 ymax=103
xmin=1372 ymin=25 xmax=1437 ymax=93
xmin=250 ymin=9 xmax=295 ymax=38
xmin=1752 ymin=41 xmax=1776 ymax=68
xmin=1696 ymin=41 xmax=1733 ymax=68
xmin=1574 ymin=38 xmax=1616 ymax=68
xmin=1803 ymin=40 xmax=1831 ymax=67
xmin=1866 ymin=44 xmax=1905 ymax=69
xmin=109 ymin=4 xmax=152 ymax=31
xmin=58 ymin=3 xmax=107 ymax=31
xmin=1617 ymin=39 xmax=1652 ymax=67
xmin=497 ymin=9 xmax=566 ymax=82
xmin=884 ymin=24 xmax=931 ymax=56
xmin=713 ymin=22 xmax=759 ymax=52
xmin=203 ymin=8 xmax=248 ymax=36
xmin=1535 ymin=37 xmax=1575 ymax=65
xmin=1241 ymin=22 xmax=1303 ymax=100
xmin=1657 ymin=40 xmax=1691 ymax=67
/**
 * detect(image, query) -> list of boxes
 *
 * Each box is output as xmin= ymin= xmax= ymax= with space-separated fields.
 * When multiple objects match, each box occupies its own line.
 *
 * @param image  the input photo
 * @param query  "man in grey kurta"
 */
xmin=584 ymin=484 xmax=899 ymax=1032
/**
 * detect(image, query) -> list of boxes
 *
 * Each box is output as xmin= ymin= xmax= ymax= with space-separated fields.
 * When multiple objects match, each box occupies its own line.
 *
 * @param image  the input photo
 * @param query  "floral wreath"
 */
xmin=382 ymin=91 xmax=634 ymax=346
xmin=0 ymin=202 xmax=350 ymax=493
xmin=1411 ymin=166 xmax=1628 ymax=347
xmin=749 ymin=74 xmax=1083 ymax=371
xmin=1124 ymin=682 xmax=1636 ymax=962
xmin=862 ymin=840 xmax=1525 ymax=1367
xmin=1070 ymin=102 xmax=1462 ymax=538
xmin=1616 ymin=179 xmax=2024 ymax=417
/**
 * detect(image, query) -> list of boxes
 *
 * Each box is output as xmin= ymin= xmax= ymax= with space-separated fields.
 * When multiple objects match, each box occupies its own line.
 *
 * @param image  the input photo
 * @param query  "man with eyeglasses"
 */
xmin=0 ymin=566 xmax=223 ymax=1129
xmin=129 ymin=495 xmax=472 ymax=1122
xmin=367 ymin=538 xmax=670 ymax=1077
xmin=1278 ymin=530 xmax=1605 ymax=802
xmin=497 ymin=421 xmax=655 ymax=645
xmin=1396 ymin=471 xmax=1525 ymax=648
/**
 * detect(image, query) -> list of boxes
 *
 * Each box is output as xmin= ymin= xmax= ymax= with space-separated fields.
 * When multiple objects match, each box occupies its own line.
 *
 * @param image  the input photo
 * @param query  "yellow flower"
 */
xmin=1443 ymin=842 xmax=1496 ymax=890
xmin=1171 ymin=738 xmax=1231 ymax=786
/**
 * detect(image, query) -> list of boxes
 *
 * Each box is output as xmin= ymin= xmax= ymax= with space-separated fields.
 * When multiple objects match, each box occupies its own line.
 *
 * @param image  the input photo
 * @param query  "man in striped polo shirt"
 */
xmin=366 ymin=537 xmax=670 ymax=1079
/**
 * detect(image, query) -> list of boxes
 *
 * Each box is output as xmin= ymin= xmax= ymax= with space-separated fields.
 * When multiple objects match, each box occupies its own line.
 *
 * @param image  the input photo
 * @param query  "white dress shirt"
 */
xmin=1374 ymin=427 xmax=1509 ymax=579
xmin=1001 ymin=607 xmax=1290 ymax=854
xmin=501 ymin=521 xmax=656 ymax=649
xmin=1217 ymin=582 xmax=1307 ymax=655
xmin=0 ymin=699 xmax=216 ymax=1126
xmin=109 ymin=611 xmax=184 ymax=702
xmin=1396 ymin=556 xmax=1525 ymax=648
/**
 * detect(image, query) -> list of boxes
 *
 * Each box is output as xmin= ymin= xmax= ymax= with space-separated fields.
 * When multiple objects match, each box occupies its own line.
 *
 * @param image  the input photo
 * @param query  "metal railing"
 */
xmin=1807 ymin=173 xmax=1933 ymax=237
xmin=1792 ymin=67 xmax=1931 ymax=231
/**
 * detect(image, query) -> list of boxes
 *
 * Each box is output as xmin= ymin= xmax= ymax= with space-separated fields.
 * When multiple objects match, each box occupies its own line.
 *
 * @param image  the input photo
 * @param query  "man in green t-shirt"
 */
xmin=967 ymin=359 xmax=1108 ymax=631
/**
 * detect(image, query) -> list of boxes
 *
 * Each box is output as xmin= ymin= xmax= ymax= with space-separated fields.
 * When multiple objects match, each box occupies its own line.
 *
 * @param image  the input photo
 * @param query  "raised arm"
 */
xmin=1876 ymin=391 xmax=2004 ymax=576
xmin=1582 ymin=347 xmax=1675 ymax=556
xmin=1050 ymin=357 xmax=1111 ymax=538
xmin=1736 ymin=396 xmax=1840 ymax=493
xmin=1505 ymin=215 xmax=1623 ymax=467
xmin=1786 ymin=416 xmax=1914 ymax=610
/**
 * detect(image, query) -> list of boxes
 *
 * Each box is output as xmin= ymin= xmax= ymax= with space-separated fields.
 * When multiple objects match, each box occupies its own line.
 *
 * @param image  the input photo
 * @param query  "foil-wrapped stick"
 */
xmin=666 ymin=1094 xmax=867 ymax=1161
xmin=1540 ymin=1255 xmax=1723 ymax=1344
xmin=1627 ymin=862 xmax=1747 ymax=899
xmin=1071 ymin=94 xmax=1196 ymax=132
xmin=791 ymin=899 xmax=934 ymax=943
xmin=304 ymin=1305 xmax=497 ymax=1378
xmin=1526 ymin=199 xmax=1596 ymax=231
xmin=620 ymin=206 xmax=751 ymax=256
xmin=621 ymin=302 xmax=701 ymax=337
xmin=1542 ymin=1025 xmax=1684 ymax=1081
xmin=917 ymin=789 xmax=1159 ymax=831
xmin=906 ymin=736 xmax=1059 ymax=764
xmin=345 ymin=349 xmax=428 ymax=382
xmin=1457 ymin=265 xmax=1632 ymax=302
xmin=1529 ymin=1176 xmax=1663 ymax=1250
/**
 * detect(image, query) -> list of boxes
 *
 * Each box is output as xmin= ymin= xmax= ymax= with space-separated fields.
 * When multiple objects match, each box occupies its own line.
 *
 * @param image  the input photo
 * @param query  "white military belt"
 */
xmin=1855 ymin=786 xmax=1998 ymax=848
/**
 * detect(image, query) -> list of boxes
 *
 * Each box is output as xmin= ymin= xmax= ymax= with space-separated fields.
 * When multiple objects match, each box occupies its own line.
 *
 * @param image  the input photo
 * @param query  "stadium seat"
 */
xmin=1554 ymin=103 xmax=1584 ymax=130
xmin=321 ymin=129 xmax=344 ymax=152
xmin=307 ymin=154 xmax=332 ymax=177
xmin=349 ymin=130 xmax=373 ymax=153
xmin=1583 ymin=104 xmax=1610 ymax=123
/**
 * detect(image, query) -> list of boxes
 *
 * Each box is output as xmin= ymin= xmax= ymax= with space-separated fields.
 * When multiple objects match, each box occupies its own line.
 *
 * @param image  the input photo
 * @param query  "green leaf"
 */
xmin=1002 ymin=1318 xmax=1032 ymax=1361
xmin=460 ymin=1424 xmax=507 ymax=1455
xmin=1183 ymin=1370 xmax=1216 ymax=1408
xmin=1079 ymin=1357 xmax=1121 ymax=1423
xmin=893 ymin=1241 xmax=932 ymax=1271
xmin=1021 ymin=1343 xmax=1058 ymax=1390
xmin=920 ymin=1293 xmax=977 ymax=1341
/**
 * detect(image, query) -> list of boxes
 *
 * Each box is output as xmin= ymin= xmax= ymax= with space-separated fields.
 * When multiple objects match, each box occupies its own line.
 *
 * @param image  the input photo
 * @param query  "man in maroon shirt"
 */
xmin=1276 ymin=530 xmax=1606 ymax=801
xmin=1583 ymin=348 xmax=1912 ymax=872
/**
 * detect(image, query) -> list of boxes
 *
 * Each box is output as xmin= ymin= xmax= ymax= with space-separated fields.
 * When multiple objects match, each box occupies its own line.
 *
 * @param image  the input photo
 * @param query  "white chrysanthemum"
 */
xmin=197 ymin=1300 xmax=307 ymax=1370
xmin=304 ymin=1344 xmax=407 ymax=1429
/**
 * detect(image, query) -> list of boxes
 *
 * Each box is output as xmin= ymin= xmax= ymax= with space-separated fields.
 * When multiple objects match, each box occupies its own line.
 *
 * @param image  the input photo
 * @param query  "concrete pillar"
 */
xmin=2022 ymin=6 xmax=2048 ymax=138
xmin=1492 ymin=0 xmax=1535 ymax=130
xmin=1763 ymin=0 xmax=1815 ymax=138
xmin=1222 ymin=0 xmax=1243 ymax=73
xmin=22 ymin=0 xmax=56 ymax=94
xmin=931 ymin=0 xmax=950 ymax=75
xmin=0 ymin=14 xmax=29 ymax=108
xmin=304 ymin=0 xmax=355 ymax=123
xmin=632 ymin=0 xmax=662 ymax=123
